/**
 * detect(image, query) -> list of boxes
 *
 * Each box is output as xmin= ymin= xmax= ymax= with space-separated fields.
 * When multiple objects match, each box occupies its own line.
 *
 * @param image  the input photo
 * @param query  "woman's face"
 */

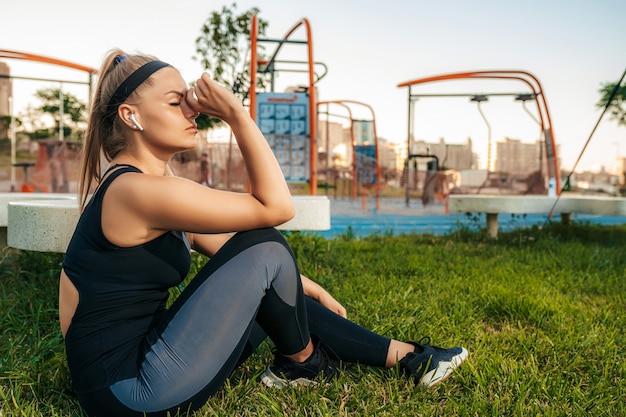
xmin=132 ymin=67 xmax=199 ymax=156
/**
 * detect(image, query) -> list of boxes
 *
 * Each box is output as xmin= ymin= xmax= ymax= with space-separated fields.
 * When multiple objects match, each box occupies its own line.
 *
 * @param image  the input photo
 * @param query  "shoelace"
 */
xmin=417 ymin=336 xmax=431 ymax=346
xmin=413 ymin=336 xmax=449 ymax=353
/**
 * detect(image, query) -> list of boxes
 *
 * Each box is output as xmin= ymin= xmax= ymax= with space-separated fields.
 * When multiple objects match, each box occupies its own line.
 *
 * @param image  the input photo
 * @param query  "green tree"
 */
xmin=31 ymin=88 xmax=87 ymax=140
xmin=193 ymin=3 xmax=268 ymax=130
xmin=596 ymin=81 xmax=626 ymax=127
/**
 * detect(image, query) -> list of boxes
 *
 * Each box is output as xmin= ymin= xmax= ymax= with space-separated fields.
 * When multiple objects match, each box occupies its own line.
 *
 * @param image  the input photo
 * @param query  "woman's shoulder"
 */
xmin=104 ymin=171 xmax=204 ymax=214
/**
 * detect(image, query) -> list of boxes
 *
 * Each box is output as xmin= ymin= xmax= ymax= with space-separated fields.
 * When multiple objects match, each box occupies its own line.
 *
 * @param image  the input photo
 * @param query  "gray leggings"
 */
xmin=77 ymin=228 xmax=390 ymax=417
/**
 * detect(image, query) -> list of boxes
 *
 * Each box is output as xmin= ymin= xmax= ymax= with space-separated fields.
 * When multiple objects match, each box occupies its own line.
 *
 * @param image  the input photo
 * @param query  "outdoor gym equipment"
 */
xmin=249 ymin=16 xmax=326 ymax=194
xmin=397 ymin=70 xmax=560 ymax=206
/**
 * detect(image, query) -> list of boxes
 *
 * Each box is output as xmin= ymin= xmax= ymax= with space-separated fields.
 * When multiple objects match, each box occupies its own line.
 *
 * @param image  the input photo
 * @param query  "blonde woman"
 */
xmin=59 ymin=50 xmax=467 ymax=417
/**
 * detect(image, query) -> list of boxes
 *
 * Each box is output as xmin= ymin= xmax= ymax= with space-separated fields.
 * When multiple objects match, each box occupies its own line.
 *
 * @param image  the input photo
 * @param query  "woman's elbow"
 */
xmin=275 ymin=201 xmax=296 ymax=224
xmin=255 ymin=196 xmax=295 ymax=226
xmin=266 ymin=198 xmax=295 ymax=225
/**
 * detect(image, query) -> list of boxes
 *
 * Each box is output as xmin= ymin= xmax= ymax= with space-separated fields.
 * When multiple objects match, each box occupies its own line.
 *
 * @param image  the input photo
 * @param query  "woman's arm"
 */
xmin=188 ymin=232 xmax=233 ymax=257
xmin=105 ymin=74 xmax=295 ymax=240
xmin=185 ymin=73 xmax=294 ymax=223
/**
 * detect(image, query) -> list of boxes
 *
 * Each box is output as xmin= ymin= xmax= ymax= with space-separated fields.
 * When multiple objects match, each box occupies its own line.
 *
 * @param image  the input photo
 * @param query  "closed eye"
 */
xmin=165 ymin=90 xmax=185 ymax=106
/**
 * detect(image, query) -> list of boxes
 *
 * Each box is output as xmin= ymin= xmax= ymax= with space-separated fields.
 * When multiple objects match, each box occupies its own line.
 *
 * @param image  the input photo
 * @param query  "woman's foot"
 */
xmin=399 ymin=339 xmax=468 ymax=387
xmin=260 ymin=338 xmax=341 ymax=388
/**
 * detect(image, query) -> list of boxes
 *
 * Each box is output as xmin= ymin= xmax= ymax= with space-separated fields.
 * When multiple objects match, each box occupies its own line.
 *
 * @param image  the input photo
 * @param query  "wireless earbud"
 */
xmin=129 ymin=114 xmax=144 ymax=131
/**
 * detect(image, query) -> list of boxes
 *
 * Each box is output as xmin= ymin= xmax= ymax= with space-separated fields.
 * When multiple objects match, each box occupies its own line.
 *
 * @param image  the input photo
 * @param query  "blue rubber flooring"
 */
xmin=312 ymin=198 xmax=626 ymax=239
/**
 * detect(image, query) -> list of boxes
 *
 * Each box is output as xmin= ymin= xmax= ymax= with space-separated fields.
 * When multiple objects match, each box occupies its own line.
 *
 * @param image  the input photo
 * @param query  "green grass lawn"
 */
xmin=1 ymin=222 xmax=625 ymax=416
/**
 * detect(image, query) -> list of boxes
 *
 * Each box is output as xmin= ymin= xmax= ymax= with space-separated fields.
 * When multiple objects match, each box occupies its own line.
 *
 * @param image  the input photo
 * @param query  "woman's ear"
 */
xmin=118 ymin=105 xmax=142 ymax=131
xmin=118 ymin=105 xmax=132 ymax=126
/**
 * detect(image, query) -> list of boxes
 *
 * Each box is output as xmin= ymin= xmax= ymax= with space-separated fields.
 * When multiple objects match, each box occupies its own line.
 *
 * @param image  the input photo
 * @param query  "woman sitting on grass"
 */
xmin=58 ymin=49 xmax=468 ymax=417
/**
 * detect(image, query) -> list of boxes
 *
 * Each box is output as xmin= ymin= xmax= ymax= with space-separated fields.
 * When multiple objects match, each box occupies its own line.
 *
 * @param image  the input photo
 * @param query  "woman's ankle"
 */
xmin=283 ymin=338 xmax=314 ymax=363
xmin=385 ymin=340 xmax=415 ymax=368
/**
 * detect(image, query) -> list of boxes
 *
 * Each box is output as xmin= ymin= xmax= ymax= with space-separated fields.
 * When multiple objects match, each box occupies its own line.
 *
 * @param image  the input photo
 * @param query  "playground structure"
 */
xmin=248 ymin=17 xmax=381 ymax=202
xmin=2 ymin=21 xmax=626 ymax=249
xmin=248 ymin=16 xmax=320 ymax=194
xmin=0 ymin=35 xmax=566 ymax=211
xmin=398 ymin=70 xmax=561 ymax=207
xmin=0 ymin=49 xmax=96 ymax=192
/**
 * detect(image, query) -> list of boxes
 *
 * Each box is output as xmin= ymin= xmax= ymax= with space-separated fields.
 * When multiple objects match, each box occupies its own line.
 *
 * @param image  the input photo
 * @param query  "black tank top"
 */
xmin=62 ymin=165 xmax=191 ymax=393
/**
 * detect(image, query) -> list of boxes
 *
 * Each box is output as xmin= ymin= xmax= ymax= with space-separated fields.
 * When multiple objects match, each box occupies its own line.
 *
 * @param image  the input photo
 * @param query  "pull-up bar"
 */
xmin=0 ymin=74 xmax=92 ymax=86
xmin=257 ymin=59 xmax=328 ymax=92
xmin=398 ymin=70 xmax=560 ymax=201
xmin=409 ymin=92 xmax=531 ymax=98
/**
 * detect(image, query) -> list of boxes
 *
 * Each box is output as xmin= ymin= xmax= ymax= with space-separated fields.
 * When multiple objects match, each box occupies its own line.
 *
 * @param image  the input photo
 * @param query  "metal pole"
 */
xmin=9 ymin=97 xmax=16 ymax=191
xmin=59 ymin=83 xmax=64 ymax=141
xmin=405 ymin=86 xmax=412 ymax=207
xmin=471 ymin=95 xmax=491 ymax=171
xmin=516 ymin=95 xmax=544 ymax=179
xmin=325 ymin=105 xmax=330 ymax=194
xmin=476 ymin=101 xmax=491 ymax=171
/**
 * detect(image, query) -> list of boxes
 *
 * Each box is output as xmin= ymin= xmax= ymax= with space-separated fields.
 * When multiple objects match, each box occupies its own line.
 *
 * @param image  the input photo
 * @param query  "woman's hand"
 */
xmin=300 ymin=274 xmax=347 ymax=318
xmin=184 ymin=73 xmax=245 ymax=124
xmin=181 ymin=73 xmax=294 ymax=231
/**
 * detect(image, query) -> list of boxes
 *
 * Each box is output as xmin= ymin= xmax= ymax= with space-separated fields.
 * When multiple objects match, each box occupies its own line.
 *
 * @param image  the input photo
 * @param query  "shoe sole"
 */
xmin=260 ymin=367 xmax=318 ymax=389
xmin=419 ymin=347 xmax=468 ymax=388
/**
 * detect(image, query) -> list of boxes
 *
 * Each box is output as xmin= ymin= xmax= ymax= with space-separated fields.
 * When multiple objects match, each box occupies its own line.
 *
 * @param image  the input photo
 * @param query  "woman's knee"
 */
xmin=233 ymin=228 xmax=288 ymax=248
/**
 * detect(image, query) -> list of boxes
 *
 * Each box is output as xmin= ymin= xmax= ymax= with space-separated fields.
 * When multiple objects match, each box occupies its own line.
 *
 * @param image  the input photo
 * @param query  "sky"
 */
xmin=1 ymin=0 xmax=625 ymax=173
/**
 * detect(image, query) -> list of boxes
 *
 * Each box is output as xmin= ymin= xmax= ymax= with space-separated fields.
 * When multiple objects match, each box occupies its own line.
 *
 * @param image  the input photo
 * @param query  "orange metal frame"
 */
xmin=249 ymin=16 xmax=317 ymax=194
xmin=397 ymin=70 xmax=561 ymax=194
xmin=317 ymin=100 xmax=381 ymax=207
xmin=0 ymin=49 xmax=98 ymax=96
xmin=0 ymin=49 xmax=98 ymax=73
xmin=0 ymin=50 xmax=97 ymax=191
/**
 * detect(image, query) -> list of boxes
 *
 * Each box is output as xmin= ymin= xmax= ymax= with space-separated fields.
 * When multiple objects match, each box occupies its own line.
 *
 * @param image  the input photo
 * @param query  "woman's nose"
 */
xmin=181 ymin=89 xmax=200 ymax=120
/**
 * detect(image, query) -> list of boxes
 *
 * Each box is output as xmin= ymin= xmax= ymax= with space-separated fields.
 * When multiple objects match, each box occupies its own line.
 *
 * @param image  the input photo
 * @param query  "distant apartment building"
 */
xmin=377 ymin=140 xmax=402 ymax=172
xmin=410 ymin=137 xmax=474 ymax=171
xmin=495 ymin=137 xmax=561 ymax=176
xmin=317 ymin=119 xmax=350 ymax=170
xmin=375 ymin=139 xmax=402 ymax=184
xmin=495 ymin=137 xmax=543 ymax=175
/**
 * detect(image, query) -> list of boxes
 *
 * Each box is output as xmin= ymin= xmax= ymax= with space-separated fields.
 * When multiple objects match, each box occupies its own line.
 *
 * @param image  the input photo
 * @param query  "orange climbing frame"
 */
xmin=398 ymin=70 xmax=561 ymax=194
xmin=249 ymin=16 xmax=318 ymax=194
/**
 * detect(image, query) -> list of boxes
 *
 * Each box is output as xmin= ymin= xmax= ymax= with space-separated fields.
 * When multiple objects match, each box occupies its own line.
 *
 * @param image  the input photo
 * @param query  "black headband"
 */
xmin=106 ymin=60 xmax=170 ymax=118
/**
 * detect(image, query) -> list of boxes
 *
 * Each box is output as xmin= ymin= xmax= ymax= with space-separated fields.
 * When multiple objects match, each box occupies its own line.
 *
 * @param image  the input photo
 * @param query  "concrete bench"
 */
xmin=7 ymin=195 xmax=331 ymax=253
xmin=448 ymin=194 xmax=626 ymax=238
xmin=0 ymin=193 xmax=77 ymax=247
